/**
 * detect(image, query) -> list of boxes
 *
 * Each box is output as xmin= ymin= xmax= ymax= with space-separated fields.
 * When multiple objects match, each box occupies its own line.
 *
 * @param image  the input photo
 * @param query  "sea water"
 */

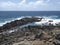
xmin=0 ymin=11 xmax=60 ymax=26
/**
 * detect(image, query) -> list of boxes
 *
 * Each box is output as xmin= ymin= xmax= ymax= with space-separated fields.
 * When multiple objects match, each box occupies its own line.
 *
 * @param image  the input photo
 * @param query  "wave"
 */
xmin=0 ymin=16 xmax=34 ymax=26
xmin=0 ymin=16 xmax=60 ymax=26
xmin=0 ymin=16 xmax=60 ymax=34
xmin=20 ymin=18 xmax=60 ymax=28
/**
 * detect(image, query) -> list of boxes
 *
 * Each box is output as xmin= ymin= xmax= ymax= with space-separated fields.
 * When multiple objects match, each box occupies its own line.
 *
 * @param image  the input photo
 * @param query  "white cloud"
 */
xmin=0 ymin=1 xmax=16 ymax=7
xmin=0 ymin=0 xmax=60 ymax=11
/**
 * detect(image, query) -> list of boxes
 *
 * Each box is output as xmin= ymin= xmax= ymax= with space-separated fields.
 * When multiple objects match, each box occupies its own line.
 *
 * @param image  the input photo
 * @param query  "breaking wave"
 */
xmin=0 ymin=16 xmax=60 ymax=26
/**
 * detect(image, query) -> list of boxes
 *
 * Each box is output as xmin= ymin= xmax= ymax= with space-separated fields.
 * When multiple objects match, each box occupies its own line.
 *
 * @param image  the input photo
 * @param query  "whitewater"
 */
xmin=0 ymin=16 xmax=60 ymax=34
xmin=0 ymin=16 xmax=60 ymax=27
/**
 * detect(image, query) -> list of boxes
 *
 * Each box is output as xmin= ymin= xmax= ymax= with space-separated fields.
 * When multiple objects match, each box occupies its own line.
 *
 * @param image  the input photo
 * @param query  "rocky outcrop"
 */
xmin=0 ymin=17 xmax=42 ymax=32
xmin=0 ymin=17 xmax=60 ymax=45
xmin=0 ymin=25 xmax=60 ymax=45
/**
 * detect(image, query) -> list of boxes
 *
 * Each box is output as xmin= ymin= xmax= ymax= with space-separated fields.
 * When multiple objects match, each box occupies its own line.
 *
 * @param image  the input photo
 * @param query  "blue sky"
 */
xmin=0 ymin=0 xmax=60 ymax=11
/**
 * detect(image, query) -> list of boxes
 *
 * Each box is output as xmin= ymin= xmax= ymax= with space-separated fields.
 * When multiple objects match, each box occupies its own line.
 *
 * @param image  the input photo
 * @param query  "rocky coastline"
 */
xmin=0 ymin=17 xmax=60 ymax=45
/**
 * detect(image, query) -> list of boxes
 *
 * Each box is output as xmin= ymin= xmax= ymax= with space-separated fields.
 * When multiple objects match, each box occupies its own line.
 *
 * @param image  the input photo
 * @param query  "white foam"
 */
xmin=0 ymin=17 xmax=24 ymax=26
xmin=35 ymin=18 xmax=60 ymax=26
xmin=0 ymin=16 xmax=41 ymax=26
xmin=8 ymin=30 xmax=15 ymax=33
xmin=0 ymin=23 xmax=5 ymax=26
xmin=0 ymin=16 xmax=60 ymax=27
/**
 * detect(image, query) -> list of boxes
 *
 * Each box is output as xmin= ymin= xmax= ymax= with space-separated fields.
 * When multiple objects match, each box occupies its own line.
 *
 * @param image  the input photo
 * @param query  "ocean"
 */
xmin=0 ymin=11 xmax=60 ymax=26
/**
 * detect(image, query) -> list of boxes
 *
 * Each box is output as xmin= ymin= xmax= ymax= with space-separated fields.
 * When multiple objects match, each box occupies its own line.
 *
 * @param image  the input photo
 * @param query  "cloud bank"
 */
xmin=0 ymin=0 xmax=60 ymax=11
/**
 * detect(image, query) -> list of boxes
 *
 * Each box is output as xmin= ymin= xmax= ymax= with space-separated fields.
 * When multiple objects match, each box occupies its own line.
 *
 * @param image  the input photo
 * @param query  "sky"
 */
xmin=0 ymin=0 xmax=60 ymax=11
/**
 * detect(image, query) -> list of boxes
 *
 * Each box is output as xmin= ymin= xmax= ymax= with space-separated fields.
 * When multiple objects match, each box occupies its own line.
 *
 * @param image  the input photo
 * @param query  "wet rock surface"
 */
xmin=0 ymin=17 xmax=60 ymax=45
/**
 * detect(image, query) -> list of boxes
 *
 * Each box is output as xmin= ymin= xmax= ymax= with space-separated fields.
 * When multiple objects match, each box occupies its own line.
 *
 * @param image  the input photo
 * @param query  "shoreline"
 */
xmin=0 ymin=17 xmax=60 ymax=45
xmin=0 ymin=16 xmax=59 ymax=26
